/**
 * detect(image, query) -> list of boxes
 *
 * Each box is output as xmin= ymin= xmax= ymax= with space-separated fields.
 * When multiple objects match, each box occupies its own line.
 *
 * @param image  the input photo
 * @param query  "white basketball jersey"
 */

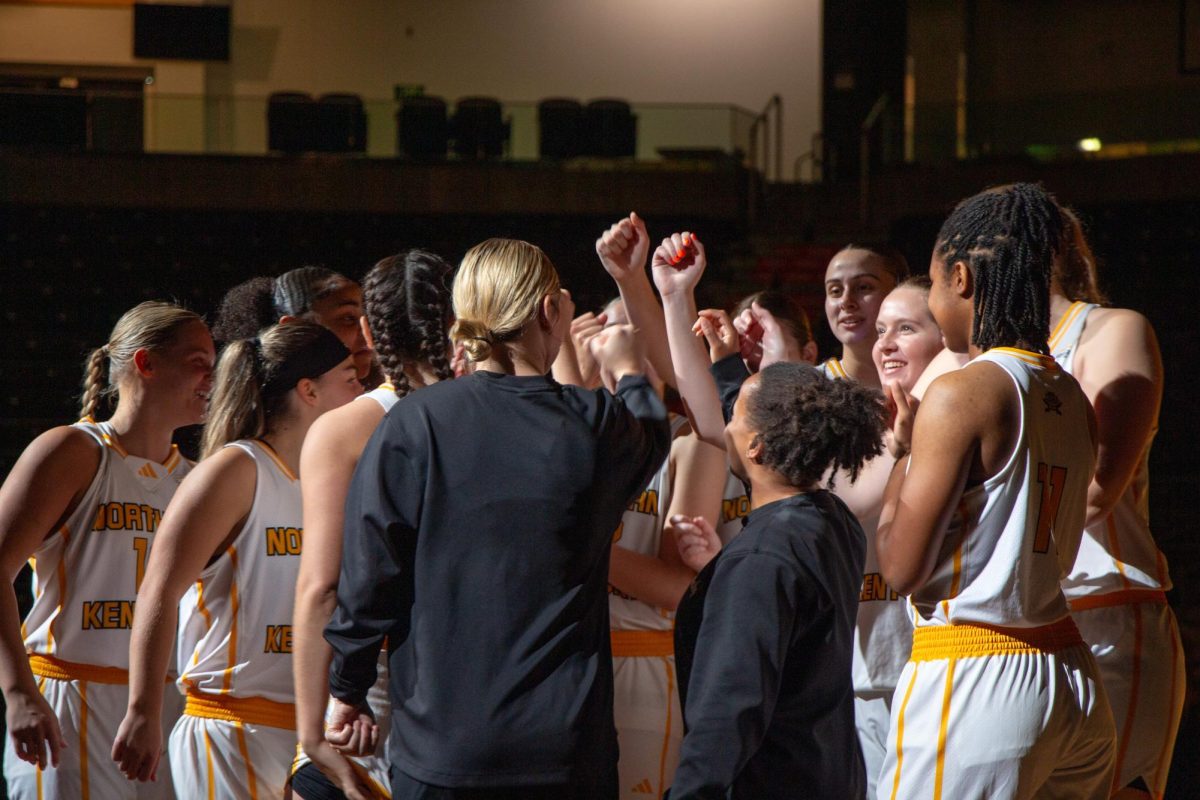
xmin=361 ymin=382 xmax=400 ymax=413
xmin=910 ymin=348 xmax=1095 ymax=629
xmin=177 ymin=440 xmax=302 ymax=704
xmin=819 ymin=357 xmax=848 ymax=380
xmin=609 ymin=417 xmax=688 ymax=631
xmin=833 ymin=453 xmax=912 ymax=692
xmin=1050 ymin=302 xmax=1171 ymax=597
xmin=23 ymin=420 xmax=191 ymax=669
xmin=715 ymin=471 xmax=750 ymax=545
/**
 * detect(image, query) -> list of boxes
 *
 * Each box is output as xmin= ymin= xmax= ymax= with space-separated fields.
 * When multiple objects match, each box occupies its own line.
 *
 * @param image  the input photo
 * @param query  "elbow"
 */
xmin=876 ymin=538 xmax=921 ymax=597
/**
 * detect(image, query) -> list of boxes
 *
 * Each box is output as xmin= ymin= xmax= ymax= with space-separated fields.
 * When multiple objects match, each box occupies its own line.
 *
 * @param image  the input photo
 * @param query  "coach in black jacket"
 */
xmin=325 ymin=239 xmax=670 ymax=800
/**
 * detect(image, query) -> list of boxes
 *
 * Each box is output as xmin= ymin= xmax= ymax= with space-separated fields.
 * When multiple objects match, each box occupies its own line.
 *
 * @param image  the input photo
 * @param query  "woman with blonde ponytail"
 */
xmin=290 ymin=250 xmax=455 ymax=800
xmin=0 ymin=301 xmax=214 ymax=800
xmin=111 ymin=321 xmax=360 ymax=800
xmin=324 ymin=238 xmax=670 ymax=799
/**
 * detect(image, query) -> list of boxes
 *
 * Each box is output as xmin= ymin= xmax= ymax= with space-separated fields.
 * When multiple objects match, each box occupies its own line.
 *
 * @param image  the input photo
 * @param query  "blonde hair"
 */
xmin=79 ymin=301 xmax=205 ymax=420
xmin=449 ymin=238 xmax=560 ymax=362
xmin=201 ymin=321 xmax=339 ymax=458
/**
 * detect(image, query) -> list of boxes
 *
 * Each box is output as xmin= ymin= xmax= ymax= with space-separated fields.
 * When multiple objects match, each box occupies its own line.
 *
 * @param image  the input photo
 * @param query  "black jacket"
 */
xmin=326 ymin=371 xmax=669 ymax=789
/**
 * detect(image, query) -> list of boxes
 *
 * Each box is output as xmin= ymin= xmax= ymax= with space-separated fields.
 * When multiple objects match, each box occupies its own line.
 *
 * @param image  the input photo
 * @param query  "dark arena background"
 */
xmin=2 ymin=1 xmax=1199 ymax=797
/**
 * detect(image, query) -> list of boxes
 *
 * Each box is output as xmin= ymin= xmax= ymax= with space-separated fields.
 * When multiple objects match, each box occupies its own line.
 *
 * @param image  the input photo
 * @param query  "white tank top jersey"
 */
xmin=819 ymin=357 xmax=848 ymax=380
xmin=23 ymin=419 xmax=192 ymax=669
xmin=608 ymin=417 xmax=688 ymax=632
xmin=1050 ymin=301 xmax=1172 ymax=597
xmin=361 ymin=381 xmax=400 ymax=412
xmin=715 ymin=471 xmax=750 ymax=546
xmin=176 ymin=439 xmax=302 ymax=704
xmin=834 ymin=453 xmax=912 ymax=692
xmin=910 ymin=348 xmax=1095 ymax=629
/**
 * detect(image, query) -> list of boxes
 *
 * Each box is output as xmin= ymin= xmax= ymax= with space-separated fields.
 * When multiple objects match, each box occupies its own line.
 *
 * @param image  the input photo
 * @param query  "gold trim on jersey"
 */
xmin=910 ymin=617 xmax=1083 ymax=661
xmin=1068 ymin=588 xmax=1167 ymax=612
xmin=220 ymin=546 xmax=242 ymax=693
xmin=988 ymin=347 xmax=1060 ymax=370
xmin=253 ymin=439 xmax=298 ymax=482
xmin=184 ymin=690 xmax=297 ymax=731
xmin=48 ymin=524 xmax=70 ymax=653
xmin=824 ymin=357 xmax=848 ymax=379
xmin=1048 ymin=301 xmax=1088 ymax=352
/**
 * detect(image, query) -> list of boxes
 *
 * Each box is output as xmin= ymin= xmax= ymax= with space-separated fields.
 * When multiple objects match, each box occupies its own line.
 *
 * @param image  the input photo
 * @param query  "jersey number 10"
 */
xmin=1033 ymin=463 xmax=1068 ymax=554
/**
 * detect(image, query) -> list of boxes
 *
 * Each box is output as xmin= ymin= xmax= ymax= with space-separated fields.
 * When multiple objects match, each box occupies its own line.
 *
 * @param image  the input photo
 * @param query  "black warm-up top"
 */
xmin=325 ymin=371 xmax=670 ymax=789
xmin=670 ymin=491 xmax=867 ymax=800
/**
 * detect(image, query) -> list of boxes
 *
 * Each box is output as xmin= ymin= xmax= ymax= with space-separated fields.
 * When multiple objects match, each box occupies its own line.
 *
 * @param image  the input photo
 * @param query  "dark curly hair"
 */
xmin=935 ymin=183 xmax=1067 ymax=354
xmin=211 ymin=268 xmax=353 ymax=344
xmin=362 ymin=250 xmax=455 ymax=397
xmin=746 ymin=362 xmax=887 ymax=487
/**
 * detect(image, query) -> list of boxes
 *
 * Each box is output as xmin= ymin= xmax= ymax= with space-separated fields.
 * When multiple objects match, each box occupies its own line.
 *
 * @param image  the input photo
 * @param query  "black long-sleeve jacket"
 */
xmin=325 ymin=371 xmax=669 ymax=789
xmin=671 ymin=492 xmax=867 ymax=800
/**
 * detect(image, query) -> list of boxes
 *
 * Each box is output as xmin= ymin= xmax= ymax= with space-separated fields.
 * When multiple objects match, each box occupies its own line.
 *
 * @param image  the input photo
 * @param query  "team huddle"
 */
xmin=0 ymin=183 xmax=1183 ymax=800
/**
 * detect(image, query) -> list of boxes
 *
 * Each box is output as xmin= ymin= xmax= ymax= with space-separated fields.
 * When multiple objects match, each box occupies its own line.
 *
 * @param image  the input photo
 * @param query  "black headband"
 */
xmin=260 ymin=327 xmax=351 ymax=396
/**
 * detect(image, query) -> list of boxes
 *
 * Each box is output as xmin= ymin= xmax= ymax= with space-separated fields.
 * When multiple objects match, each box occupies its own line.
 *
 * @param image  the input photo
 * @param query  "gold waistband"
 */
xmin=911 ymin=617 xmax=1084 ymax=662
xmin=184 ymin=690 xmax=296 ymax=731
xmin=30 ymin=653 xmax=130 ymax=685
xmin=611 ymin=629 xmax=674 ymax=658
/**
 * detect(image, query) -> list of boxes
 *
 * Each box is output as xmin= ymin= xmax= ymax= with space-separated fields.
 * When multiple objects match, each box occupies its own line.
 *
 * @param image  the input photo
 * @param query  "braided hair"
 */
xmin=362 ymin=250 xmax=455 ymax=397
xmin=934 ymin=183 xmax=1067 ymax=354
xmin=746 ymin=363 xmax=886 ymax=487
xmin=211 ymin=268 xmax=353 ymax=344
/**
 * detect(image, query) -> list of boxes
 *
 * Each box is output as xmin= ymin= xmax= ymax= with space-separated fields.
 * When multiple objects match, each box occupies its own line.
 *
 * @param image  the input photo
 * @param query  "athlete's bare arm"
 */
xmin=877 ymin=364 xmax=1017 ymax=595
xmin=293 ymin=400 xmax=383 ymax=799
xmin=0 ymin=427 xmax=99 ymax=768
xmin=1073 ymin=308 xmax=1162 ymax=527
xmin=652 ymin=234 xmax=727 ymax=448
xmin=608 ymin=431 xmax=727 ymax=610
xmin=113 ymin=448 xmax=255 ymax=782
xmin=596 ymin=213 xmax=676 ymax=387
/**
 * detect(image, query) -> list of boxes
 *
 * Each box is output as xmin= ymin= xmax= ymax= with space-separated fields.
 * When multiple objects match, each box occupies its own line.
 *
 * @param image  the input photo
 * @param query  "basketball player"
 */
xmin=842 ymin=277 xmax=944 ymax=797
xmin=595 ymin=222 xmax=728 ymax=800
xmin=213 ymin=267 xmax=374 ymax=382
xmin=0 ymin=301 xmax=214 ymax=799
xmin=290 ymin=250 xmax=456 ymax=800
xmin=1050 ymin=209 xmax=1183 ymax=800
xmin=112 ymin=322 xmax=360 ymax=799
xmin=821 ymin=245 xmax=908 ymax=385
xmin=876 ymin=183 xmax=1116 ymax=799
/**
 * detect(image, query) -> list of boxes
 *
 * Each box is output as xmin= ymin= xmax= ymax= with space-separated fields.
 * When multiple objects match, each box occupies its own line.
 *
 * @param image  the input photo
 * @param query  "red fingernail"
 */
xmin=676 ymin=249 xmax=686 ymax=259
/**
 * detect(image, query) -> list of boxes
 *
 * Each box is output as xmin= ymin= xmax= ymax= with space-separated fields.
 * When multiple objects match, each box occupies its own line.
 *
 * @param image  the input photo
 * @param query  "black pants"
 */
xmin=391 ymin=765 xmax=617 ymax=800
xmin=291 ymin=763 xmax=352 ymax=800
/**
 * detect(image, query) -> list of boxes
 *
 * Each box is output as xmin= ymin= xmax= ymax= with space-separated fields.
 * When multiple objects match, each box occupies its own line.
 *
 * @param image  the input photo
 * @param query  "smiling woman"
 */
xmin=0 ymin=301 xmax=214 ymax=800
xmin=821 ymin=244 xmax=909 ymax=388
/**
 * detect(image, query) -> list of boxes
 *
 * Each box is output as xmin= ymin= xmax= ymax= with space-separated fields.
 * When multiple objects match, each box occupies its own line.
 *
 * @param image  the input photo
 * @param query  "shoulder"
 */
xmin=305 ymin=397 xmax=385 ymax=458
xmin=911 ymin=347 xmax=969 ymax=400
xmin=15 ymin=425 xmax=103 ymax=484
xmin=923 ymin=359 xmax=1011 ymax=422
xmin=1077 ymin=307 xmax=1160 ymax=369
xmin=185 ymin=444 xmax=258 ymax=493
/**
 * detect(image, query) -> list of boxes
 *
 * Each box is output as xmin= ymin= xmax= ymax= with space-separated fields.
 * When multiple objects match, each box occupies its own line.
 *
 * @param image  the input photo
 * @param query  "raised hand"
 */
xmin=596 ymin=212 xmax=651 ymax=283
xmin=671 ymin=514 xmax=723 ymax=573
xmin=588 ymin=323 xmax=645 ymax=388
xmin=8 ymin=688 xmax=66 ymax=772
xmin=651 ymin=232 xmax=706 ymax=298
xmin=885 ymin=382 xmax=920 ymax=459
xmin=751 ymin=301 xmax=800 ymax=370
xmin=693 ymin=309 xmax=740 ymax=364
xmin=570 ymin=311 xmax=608 ymax=387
